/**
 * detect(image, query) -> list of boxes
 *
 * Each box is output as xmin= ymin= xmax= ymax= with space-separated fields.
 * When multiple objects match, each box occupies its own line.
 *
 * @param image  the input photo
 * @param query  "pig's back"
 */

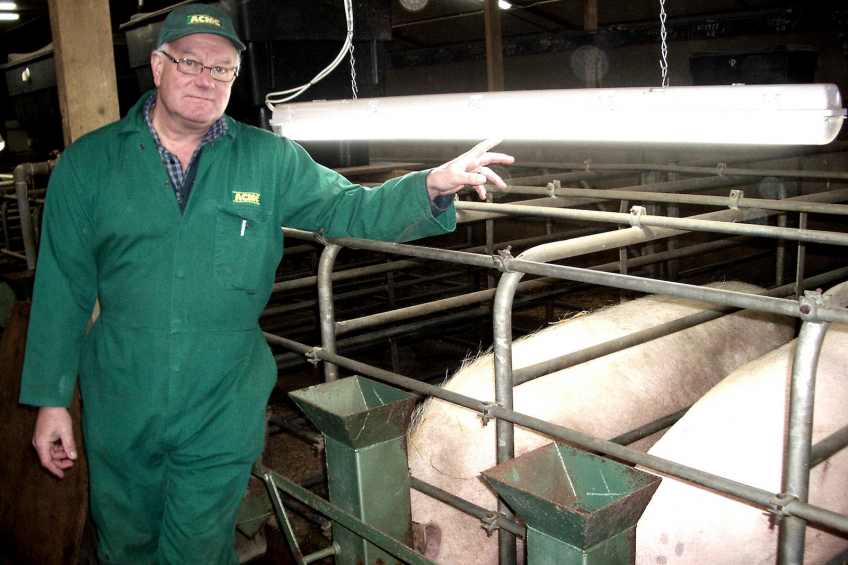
xmin=637 ymin=324 xmax=848 ymax=565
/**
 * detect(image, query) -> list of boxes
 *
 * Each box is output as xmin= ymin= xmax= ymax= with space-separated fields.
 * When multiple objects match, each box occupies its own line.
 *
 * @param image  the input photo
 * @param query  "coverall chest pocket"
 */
xmin=214 ymin=205 xmax=270 ymax=292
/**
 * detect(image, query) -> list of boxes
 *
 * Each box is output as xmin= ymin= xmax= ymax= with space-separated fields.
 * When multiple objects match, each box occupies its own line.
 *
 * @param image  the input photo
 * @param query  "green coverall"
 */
xmin=19 ymin=91 xmax=455 ymax=565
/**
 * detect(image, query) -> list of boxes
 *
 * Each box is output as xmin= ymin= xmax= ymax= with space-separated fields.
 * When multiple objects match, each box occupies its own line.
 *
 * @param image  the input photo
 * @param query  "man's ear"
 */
xmin=150 ymin=52 xmax=163 ymax=87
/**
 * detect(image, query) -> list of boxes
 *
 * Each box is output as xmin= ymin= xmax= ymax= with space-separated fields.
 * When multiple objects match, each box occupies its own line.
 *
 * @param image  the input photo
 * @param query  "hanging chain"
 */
xmin=347 ymin=1 xmax=358 ymax=98
xmin=659 ymin=0 xmax=669 ymax=87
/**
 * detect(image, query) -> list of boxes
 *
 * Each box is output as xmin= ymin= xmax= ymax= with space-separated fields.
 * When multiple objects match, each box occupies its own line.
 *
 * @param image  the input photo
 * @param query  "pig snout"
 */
xmin=412 ymin=521 xmax=442 ymax=560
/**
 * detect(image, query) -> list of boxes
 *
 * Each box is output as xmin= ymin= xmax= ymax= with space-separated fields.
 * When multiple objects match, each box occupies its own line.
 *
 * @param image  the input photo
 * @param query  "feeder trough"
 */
xmin=483 ymin=443 xmax=662 ymax=565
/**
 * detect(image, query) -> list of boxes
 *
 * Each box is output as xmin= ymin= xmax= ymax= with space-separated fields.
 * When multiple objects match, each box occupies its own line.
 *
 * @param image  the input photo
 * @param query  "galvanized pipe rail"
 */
xmin=457 ymin=197 xmax=848 ymax=246
xmin=262 ymin=336 xmax=848 ymax=538
xmin=505 ymin=184 xmax=848 ymax=216
xmin=274 ymin=226 xmax=604 ymax=294
xmin=778 ymin=282 xmax=848 ymax=565
xmin=548 ymin=161 xmax=848 ymax=181
xmin=455 ymin=175 xmax=753 ymax=224
xmin=331 ymin=237 xmax=838 ymax=351
xmin=301 ymin=239 xmax=847 ymax=565
xmin=277 ymin=155 xmax=848 ymax=564
xmin=485 ymin=187 xmax=847 ymax=564
xmin=13 ymin=160 xmax=56 ymax=269
xmin=505 ymin=174 xmax=751 ymax=199
xmin=252 ymin=464 xmax=435 ymax=565
xmin=513 ymin=266 xmax=848 ymax=385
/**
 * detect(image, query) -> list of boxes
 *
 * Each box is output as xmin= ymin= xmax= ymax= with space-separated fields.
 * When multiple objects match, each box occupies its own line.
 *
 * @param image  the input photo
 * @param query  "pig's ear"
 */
xmin=412 ymin=521 xmax=442 ymax=560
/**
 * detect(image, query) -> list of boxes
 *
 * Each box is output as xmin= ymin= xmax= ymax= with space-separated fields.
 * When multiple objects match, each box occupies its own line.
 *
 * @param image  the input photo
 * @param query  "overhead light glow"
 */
xmin=477 ymin=0 xmax=511 ymax=9
xmin=270 ymin=84 xmax=846 ymax=146
xmin=0 ymin=2 xmax=17 ymax=10
xmin=0 ymin=12 xmax=19 ymax=20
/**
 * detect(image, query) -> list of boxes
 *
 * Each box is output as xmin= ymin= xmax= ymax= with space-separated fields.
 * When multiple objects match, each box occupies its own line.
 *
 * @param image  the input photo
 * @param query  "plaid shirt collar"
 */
xmin=142 ymin=93 xmax=228 ymax=209
xmin=142 ymin=93 xmax=228 ymax=156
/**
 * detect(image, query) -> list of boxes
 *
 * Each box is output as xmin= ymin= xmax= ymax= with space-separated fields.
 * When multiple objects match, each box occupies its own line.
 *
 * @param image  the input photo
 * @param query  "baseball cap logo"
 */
xmin=186 ymin=14 xmax=221 ymax=27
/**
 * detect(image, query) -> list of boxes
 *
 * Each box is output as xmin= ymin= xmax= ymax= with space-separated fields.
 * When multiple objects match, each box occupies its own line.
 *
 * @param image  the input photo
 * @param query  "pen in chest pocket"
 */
xmin=240 ymin=219 xmax=247 ymax=236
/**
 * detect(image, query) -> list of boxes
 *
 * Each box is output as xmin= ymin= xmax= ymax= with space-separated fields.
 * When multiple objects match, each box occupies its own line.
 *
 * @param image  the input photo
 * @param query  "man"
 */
xmin=18 ymin=4 xmax=513 ymax=564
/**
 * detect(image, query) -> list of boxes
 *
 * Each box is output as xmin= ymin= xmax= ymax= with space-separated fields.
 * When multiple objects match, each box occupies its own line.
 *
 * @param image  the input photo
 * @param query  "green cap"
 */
xmin=156 ymin=4 xmax=246 ymax=53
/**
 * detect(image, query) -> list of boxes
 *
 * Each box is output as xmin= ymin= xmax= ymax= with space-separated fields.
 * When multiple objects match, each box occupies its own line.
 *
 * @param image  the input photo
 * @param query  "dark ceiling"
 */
xmin=388 ymin=0 xmax=798 ymax=50
xmin=0 ymin=0 xmax=834 ymax=62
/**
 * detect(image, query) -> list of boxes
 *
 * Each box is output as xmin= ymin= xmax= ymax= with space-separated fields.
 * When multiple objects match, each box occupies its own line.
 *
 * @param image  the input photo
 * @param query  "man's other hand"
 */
xmin=32 ymin=406 xmax=77 ymax=478
xmin=426 ymin=139 xmax=514 ymax=201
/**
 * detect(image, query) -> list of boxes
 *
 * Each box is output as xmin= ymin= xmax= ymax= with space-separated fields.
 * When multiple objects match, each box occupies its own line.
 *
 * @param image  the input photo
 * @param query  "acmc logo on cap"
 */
xmin=186 ymin=14 xmax=221 ymax=27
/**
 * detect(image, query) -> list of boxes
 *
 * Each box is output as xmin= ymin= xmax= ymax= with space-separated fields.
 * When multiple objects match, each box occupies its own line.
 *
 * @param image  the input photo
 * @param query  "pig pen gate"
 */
xmin=251 ymin=148 xmax=848 ymax=565
xmin=6 ymin=148 xmax=848 ymax=564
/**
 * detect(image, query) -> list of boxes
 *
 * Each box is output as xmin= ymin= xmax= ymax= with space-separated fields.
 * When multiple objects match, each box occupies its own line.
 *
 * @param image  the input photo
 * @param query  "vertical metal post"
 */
xmin=779 ymin=304 xmax=826 ymax=565
xmin=545 ymin=216 xmax=554 ymax=324
xmin=386 ymin=258 xmax=400 ymax=372
xmin=794 ymin=213 xmax=807 ymax=301
xmin=618 ymin=200 xmax=629 ymax=303
xmin=642 ymin=171 xmax=660 ymax=280
xmin=317 ymin=244 xmax=343 ymax=382
xmin=486 ymin=193 xmax=496 ymax=289
xmin=13 ymin=161 xmax=54 ymax=270
xmin=775 ymin=179 xmax=788 ymax=287
xmin=493 ymin=269 xmax=524 ymax=565
xmin=666 ymin=163 xmax=680 ymax=281
xmin=779 ymin=281 xmax=848 ymax=564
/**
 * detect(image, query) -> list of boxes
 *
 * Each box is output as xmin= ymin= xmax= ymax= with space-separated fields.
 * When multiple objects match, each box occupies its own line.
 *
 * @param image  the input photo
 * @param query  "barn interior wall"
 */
xmin=381 ymin=28 xmax=848 ymax=167
xmin=384 ymin=31 xmax=848 ymax=95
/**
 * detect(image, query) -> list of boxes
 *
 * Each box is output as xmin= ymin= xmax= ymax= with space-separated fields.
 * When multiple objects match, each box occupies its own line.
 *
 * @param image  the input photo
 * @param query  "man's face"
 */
xmin=150 ymin=33 xmax=238 ymax=133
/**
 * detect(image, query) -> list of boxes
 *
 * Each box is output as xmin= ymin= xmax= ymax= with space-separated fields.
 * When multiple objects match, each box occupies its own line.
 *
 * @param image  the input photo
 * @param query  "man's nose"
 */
xmin=194 ymin=67 xmax=216 ymax=87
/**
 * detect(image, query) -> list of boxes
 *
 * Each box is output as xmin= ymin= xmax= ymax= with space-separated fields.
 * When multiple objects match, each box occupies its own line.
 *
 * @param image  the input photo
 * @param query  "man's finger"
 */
xmin=34 ymin=441 xmax=65 ymax=477
xmin=479 ymin=152 xmax=515 ymax=166
xmin=488 ymin=171 xmax=509 ymax=190
xmin=58 ymin=431 xmax=78 ymax=460
xmin=468 ymin=138 xmax=503 ymax=158
xmin=54 ymin=458 xmax=75 ymax=470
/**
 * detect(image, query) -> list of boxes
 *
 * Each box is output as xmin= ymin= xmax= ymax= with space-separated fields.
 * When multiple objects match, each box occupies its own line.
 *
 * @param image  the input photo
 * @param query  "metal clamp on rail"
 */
xmin=728 ymin=190 xmax=744 ymax=210
xmin=547 ymin=179 xmax=560 ymax=198
xmin=481 ymin=511 xmax=507 ymax=536
xmin=306 ymin=347 xmax=324 ymax=366
xmin=766 ymin=492 xmax=798 ymax=520
xmin=313 ymin=228 xmax=329 ymax=247
xmin=798 ymin=290 xmax=824 ymax=321
xmin=629 ymin=206 xmax=648 ymax=228
xmin=478 ymin=401 xmax=501 ymax=426
xmin=492 ymin=247 xmax=514 ymax=273
xmin=716 ymin=162 xmax=727 ymax=176
xmin=583 ymin=159 xmax=592 ymax=172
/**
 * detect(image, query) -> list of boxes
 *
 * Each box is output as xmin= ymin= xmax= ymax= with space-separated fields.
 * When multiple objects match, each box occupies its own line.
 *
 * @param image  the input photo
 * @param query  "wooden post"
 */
xmin=47 ymin=0 xmax=120 ymax=146
xmin=583 ymin=0 xmax=598 ymax=88
xmin=483 ymin=0 xmax=505 ymax=92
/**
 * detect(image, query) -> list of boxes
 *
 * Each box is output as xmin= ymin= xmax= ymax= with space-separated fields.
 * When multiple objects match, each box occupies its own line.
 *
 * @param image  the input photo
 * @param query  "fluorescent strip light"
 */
xmin=270 ymin=84 xmax=846 ymax=145
xmin=0 ymin=2 xmax=17 ymax=10
xmin=0 ymin=12 xmax=19 ymax=20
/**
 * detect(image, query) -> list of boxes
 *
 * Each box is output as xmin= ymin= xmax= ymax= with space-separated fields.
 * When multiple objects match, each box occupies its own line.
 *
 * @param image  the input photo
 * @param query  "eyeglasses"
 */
xmin=159 ymin=51 xmax=239 ymax=82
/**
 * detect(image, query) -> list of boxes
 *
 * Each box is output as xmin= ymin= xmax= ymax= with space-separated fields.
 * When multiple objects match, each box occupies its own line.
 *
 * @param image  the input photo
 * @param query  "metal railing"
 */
xmin=263 ymin=154 xmax=848 ymax=565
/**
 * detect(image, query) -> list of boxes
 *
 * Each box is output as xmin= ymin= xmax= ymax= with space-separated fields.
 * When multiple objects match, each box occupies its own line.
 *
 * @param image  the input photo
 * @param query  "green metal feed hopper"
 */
xmin=483 ymin=443 xmax=661 ymax=565
xmin=290 ymin=376 xmax=417 ymax=565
